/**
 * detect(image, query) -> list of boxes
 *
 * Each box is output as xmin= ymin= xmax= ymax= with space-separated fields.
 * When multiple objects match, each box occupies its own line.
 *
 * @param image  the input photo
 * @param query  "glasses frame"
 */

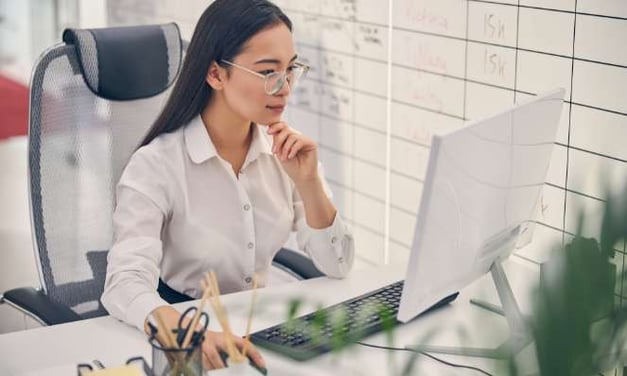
xmin=220 ymin=59 xmax=310 ymax=95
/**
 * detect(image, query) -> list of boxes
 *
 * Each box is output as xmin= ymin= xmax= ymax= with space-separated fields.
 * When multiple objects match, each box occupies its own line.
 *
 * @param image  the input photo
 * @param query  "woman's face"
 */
xmin=220 ymin=23 xmax=297 ymax=126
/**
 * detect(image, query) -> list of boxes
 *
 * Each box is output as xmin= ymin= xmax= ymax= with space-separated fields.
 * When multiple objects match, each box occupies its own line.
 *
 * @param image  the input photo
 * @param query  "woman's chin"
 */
xmin=255 ymin=114 xmax=283 ymax=126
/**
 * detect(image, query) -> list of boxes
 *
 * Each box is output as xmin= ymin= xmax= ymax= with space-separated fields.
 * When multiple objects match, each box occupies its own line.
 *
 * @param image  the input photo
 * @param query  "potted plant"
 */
xmin=509 ymin=188 xmax=627 ymax=376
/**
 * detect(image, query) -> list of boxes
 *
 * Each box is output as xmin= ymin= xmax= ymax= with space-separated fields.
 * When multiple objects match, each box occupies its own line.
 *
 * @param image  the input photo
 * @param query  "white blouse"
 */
xmin=101 ymin=115 xmax=354 ymax=330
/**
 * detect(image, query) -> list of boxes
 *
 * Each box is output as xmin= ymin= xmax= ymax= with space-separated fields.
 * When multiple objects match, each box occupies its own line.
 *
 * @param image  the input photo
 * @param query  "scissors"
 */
xmin=176 ymin=306 xmax=210 ymax=348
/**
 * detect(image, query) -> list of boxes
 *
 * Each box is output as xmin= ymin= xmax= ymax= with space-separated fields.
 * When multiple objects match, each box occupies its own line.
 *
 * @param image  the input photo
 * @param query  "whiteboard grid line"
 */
xmin=349 ymin=221 xmax=387 ymax=242
xmin=299 ymin=36 xmax=627 ymax=79
xmin=302 ymin=98 xmax=627 ymax=163
xmin=283 ymin=7 xmax=389 ymax=28
xmin=545 ymin=182 xmax=607 ymax=203
xmin=376 ymin=232 xmax=616 ymax=257
xmin=285 ymin=5 xmax=627 ymax=29
xmin=390 ymin=26 xmax=627 ymax=69
xmin=565 ymin=144 xmax=627 ymax=165
xmin=320 ymin=144 xmax=427 ymax=183
xmin=562 ymin=0 xmax=578 ymax=244
xmin=384 ymin=0 xmax=393 ymax=265
xmin=326 ymin=177 xmax=421 ymax=218
xmin=570 ymin=102 xmax=627 ymax=118
xmin=467 ymin=0 xmax=627 ymax=21
xmin=303 ymin=71 xmax=627 ymax=120
xmin=301 ymin=76 xmax=388 ymax=100
xmin=292 ymin=87 xmax=465 ymax=122
xmin=296 ymin=103 xmax=433 ymax=149
xmin=513 ymin=0 xmax=521 ymax=103
xmin=463 ymin=0 xmax=471 ymax=120
xmin=296 ymin=41 xmax=388 ymax=64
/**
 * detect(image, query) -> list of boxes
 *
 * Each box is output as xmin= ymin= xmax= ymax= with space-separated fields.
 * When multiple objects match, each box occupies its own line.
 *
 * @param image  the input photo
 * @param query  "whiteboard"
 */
xmin=107 ymin=1 xmax=627 ymax=282
xmin=276 ymin=0 xmax=627 ymax=271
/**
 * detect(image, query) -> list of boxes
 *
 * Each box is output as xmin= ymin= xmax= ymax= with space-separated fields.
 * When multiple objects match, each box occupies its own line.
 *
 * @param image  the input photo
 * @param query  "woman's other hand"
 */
xmin=201 ymin=330 xmax=266 ymax=370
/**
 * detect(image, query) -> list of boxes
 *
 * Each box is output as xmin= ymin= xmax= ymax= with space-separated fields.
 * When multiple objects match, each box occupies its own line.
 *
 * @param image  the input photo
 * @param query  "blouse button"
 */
xmin=245 ymin=276 xmax=252 ymax=284
xmin=243 ymin=204 xmax=251 ymax=211
xmin=331 ymin=236 xmax=338 ymax=244
xmin=247 ymin=242 xmax=254 ymax=249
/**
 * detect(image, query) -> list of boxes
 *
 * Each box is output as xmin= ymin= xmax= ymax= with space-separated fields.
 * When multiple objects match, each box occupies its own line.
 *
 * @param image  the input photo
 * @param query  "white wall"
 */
xmin=79 ymin=0 xmax=107 ymax=28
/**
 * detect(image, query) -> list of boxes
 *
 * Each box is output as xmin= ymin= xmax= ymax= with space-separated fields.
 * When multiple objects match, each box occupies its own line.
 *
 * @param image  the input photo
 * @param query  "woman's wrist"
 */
xmin=293 ymin=174 xmax=321 ymax=191
xmin=294 ymin=176 xmax=336 ymax=229
xmin=144 ymin=305 xmax=179 ymax=335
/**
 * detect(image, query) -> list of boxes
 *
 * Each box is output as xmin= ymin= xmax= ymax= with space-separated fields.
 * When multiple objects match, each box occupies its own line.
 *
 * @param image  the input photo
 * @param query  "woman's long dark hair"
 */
xmin=140 ymin=0 xmax=292 ymax=147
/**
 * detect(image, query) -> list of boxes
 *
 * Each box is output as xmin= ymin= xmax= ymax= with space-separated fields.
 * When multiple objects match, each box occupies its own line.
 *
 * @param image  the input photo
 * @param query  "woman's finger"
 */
xmin=240 ymin=341 xmax=266 ymax=369
xmin=202 ymin=351 xmax=212 ymax=370
xmin=282 ymin=134 xmax=300 ymax=160
xmin=231 ymin=335 xmax=245 ymax=347
xmin=267 ymin=121 xmax=287 ymax=135
xmin=286 ymin=139 xmax=304 ymax=160
xmin=272 ymin=128 xmax=292 ymax=155
xmin=204 ymin=344 xmax=225 ymax=369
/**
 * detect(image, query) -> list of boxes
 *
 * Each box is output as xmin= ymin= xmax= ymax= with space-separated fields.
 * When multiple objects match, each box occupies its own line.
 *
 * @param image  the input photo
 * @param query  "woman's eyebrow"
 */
xmin=254 ymin=54 xmax=298 ymax=65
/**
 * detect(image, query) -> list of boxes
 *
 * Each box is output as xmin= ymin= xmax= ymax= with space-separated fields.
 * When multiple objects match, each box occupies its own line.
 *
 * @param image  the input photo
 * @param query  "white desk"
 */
xmin=0 ymin=258 xmax=539 ymax=375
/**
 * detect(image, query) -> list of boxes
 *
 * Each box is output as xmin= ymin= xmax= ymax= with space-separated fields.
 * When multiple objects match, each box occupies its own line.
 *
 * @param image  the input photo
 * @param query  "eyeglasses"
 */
xmin=220 ymin=59 xmax=310 ymax=95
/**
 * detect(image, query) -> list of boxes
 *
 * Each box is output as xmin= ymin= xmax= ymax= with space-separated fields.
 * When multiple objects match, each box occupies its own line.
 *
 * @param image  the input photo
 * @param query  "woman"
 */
xmin=101 ymin=0 xmax=354 ymax=370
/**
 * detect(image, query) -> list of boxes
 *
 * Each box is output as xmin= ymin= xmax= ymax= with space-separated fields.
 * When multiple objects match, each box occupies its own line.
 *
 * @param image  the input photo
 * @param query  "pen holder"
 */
xmin=150 ymin=332 xmax=203 ymax=376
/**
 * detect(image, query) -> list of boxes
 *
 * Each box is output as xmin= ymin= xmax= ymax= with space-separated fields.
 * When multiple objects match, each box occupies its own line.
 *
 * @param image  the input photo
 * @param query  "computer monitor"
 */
xmin=397 ymin=89 xmax=565 ymax=342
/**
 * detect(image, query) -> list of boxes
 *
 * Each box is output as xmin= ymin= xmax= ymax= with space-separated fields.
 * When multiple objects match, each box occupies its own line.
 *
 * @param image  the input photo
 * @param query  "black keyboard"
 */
xmin=250 ymin=281 xmax=459 ymax=361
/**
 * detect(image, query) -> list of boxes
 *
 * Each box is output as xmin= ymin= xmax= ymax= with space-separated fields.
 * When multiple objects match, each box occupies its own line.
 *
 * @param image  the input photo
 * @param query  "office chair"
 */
xmin=1 ymin=23 xmax=322 ymax=326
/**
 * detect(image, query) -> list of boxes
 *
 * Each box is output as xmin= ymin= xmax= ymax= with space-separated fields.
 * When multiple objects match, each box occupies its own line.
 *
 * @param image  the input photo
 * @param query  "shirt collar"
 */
xmin=184 ymin=115 xmax=218 ymax=164
xmin=184 ymin=116 xmax=273 ymax=165
xmin=246 ymin=123 xmax=273 ymax=162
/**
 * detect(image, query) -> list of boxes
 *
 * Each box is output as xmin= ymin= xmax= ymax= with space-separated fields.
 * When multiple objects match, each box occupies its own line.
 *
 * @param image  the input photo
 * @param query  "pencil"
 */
xmin=153 ymin=310 xmax=183 ymax=367
xmin=181 ymin=280 xmax=212 ymax=349
xmin=154 ymin=310 xmax=177 ymax=349
xmin=206 ymin=272 xmax=244 ymax=363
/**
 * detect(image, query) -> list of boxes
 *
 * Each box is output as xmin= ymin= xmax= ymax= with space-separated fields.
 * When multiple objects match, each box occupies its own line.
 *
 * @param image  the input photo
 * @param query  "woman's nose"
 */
xmin=274 ymin=77 xmax=291 ymax=96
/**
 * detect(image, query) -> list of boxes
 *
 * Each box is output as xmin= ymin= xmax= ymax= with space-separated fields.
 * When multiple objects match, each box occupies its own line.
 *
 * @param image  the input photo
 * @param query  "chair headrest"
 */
xmin=62 ymin=23 xmax=182 ymax=101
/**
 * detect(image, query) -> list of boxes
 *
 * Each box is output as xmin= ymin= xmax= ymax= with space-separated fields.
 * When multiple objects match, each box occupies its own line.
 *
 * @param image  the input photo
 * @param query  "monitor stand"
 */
xmin=406 ymin=260 xmax=532 ymax=359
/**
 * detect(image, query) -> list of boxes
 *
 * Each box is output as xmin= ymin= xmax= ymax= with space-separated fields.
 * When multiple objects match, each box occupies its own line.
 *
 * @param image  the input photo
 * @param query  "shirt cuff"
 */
xmin=305 ymin=214 xmax=354 ymax=278
xmin=126 ymin=291 xmax=169 ymax=331
xmin=306 ymin=214 xmax=343 ymax=249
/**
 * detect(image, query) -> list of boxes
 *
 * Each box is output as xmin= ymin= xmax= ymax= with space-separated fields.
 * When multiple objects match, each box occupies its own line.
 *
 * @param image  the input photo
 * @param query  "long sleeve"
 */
xmin=293 ymin=164 xmax=355 ymax=278
xmin=101 ymin=150 xmax=171 ymax=331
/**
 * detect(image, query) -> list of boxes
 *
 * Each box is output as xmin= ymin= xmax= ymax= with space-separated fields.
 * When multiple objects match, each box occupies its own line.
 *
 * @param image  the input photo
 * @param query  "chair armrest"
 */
xmin=272 ymin=248 xmax=324 ymax=280
xmin=2 ymin=287 xmax=82 ymax=325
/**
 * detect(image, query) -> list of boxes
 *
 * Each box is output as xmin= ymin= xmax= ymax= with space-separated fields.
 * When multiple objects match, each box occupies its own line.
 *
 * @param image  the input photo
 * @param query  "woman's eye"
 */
xmin=259 ymin=70 xmax=275 ymax=75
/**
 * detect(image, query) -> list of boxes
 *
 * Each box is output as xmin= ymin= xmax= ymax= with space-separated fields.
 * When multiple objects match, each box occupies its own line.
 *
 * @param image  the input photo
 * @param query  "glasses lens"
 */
xmin=264 ymin=66 xmax=308 ymax=95
xmin=265 ymin=72 xmax=284 ymax=95
xmin=286 ymin=70 xmax=298 ymax=87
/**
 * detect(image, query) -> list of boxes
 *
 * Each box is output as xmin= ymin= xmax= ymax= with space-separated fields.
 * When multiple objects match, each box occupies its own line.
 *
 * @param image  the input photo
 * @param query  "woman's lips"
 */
xmin=267 ymin=105 xmax=285 ymax=114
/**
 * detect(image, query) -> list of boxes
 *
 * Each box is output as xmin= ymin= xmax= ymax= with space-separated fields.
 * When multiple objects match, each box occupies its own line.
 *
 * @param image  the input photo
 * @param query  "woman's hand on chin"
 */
xmin=267 ymin=121 xmax=319 ymax=185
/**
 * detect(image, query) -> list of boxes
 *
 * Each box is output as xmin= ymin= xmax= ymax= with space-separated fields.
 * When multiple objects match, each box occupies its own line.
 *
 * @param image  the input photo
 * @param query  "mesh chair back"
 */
xmin=29 ymin=24 xmax=182 ymax=318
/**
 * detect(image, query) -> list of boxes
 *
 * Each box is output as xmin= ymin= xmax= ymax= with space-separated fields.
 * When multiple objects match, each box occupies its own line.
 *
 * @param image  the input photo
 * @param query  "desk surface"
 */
xmin=0 ymin=258 xmax=539 ymax=376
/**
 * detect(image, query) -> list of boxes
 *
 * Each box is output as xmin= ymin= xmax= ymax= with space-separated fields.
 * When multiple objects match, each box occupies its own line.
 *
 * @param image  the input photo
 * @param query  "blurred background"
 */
xmin=0 ymin=0 xmax=107 ymax=333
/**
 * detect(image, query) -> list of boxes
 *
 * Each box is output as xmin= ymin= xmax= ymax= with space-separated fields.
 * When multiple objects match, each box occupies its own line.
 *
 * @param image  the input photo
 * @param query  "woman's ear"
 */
xmin=206 ymin=61 xmax=225 ymax=90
